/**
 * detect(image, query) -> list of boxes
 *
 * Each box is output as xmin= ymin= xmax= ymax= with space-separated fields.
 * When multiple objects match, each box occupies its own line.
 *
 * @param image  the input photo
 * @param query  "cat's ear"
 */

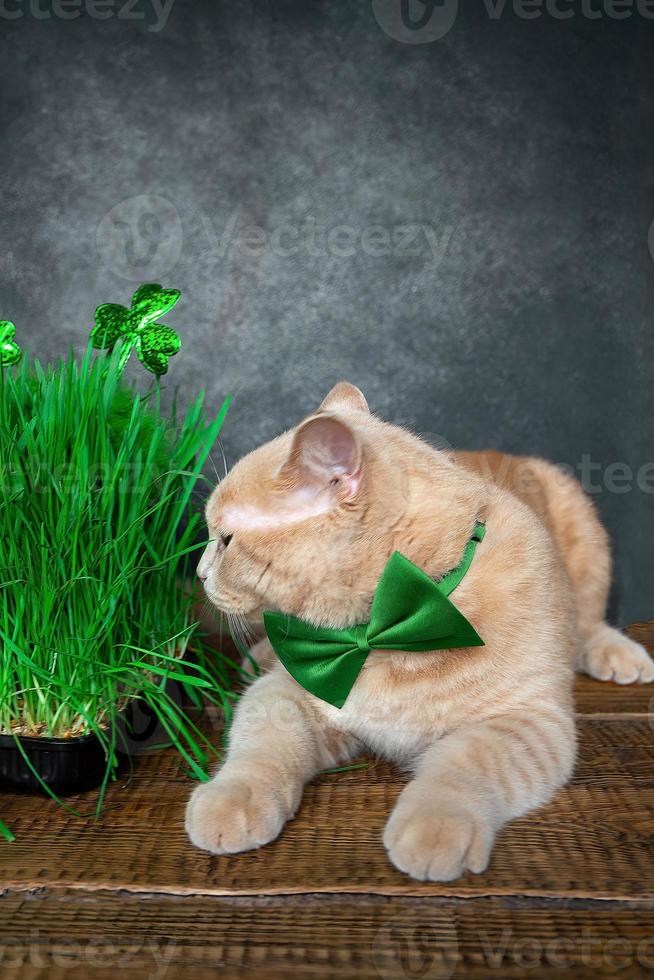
xmin=318 ymin=381 xmax=369 ymax=415
xmin=281 ymin=414 xmax=362 ymax=500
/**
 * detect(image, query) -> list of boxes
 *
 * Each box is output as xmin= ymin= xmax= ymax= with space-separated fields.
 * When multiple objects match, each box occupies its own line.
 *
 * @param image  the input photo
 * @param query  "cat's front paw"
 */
xmin=383 ymin=802 xmax=494 ymax=882
xmin=582 ymin=625 xmax=654 ymax=685
xmin=185 ymin=776 xmax=293 ymax=855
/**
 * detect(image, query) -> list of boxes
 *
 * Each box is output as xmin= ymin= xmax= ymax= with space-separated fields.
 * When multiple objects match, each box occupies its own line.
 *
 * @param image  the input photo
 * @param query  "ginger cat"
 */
xmin=186 ymin=382 xmax=653 ymax=881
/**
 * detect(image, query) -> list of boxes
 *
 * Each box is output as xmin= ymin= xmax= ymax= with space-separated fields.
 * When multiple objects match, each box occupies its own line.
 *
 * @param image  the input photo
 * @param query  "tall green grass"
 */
xmin=0 ymin=345 xmax=235 ymax=804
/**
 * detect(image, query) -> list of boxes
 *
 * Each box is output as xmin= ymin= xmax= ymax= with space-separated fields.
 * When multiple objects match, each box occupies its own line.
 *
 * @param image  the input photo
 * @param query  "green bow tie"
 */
xmin=264 ymin=523 xmax=486 ymax=709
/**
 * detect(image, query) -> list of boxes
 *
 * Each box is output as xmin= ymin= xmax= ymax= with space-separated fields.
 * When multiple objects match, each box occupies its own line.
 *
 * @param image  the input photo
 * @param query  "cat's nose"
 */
xmin=197 ymin=566 xmax=208 ymax=583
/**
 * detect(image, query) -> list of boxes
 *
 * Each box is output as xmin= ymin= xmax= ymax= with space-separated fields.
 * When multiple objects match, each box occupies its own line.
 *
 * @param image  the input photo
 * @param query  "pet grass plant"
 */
xmin=0 ymin=293 xmax=238 ymax=836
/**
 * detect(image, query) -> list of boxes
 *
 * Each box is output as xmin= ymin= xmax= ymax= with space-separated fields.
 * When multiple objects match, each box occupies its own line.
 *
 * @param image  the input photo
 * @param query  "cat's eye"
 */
xmin=221 ymin=533 xmax=233 ymax=549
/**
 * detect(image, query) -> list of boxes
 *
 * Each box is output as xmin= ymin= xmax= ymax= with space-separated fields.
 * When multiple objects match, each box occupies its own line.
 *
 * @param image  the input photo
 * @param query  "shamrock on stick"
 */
xmin=0 ymin=321 xmax=21 ymax=367
xmin=90 ymin=283 xmax=182 ymax=376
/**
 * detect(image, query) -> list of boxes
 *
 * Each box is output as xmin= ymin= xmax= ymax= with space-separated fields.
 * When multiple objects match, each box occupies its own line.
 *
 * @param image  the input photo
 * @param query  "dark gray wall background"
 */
xmin=1 ymin=0 xmax=653 ymax=624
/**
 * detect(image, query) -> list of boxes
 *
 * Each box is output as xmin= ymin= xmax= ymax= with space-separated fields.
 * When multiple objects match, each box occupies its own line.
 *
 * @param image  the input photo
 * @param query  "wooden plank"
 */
xmin=1 ymin=891 xmax=654 ymax=979
xmin=628 ymin=622 xmax=654 ymax=650
xmin=574 ymin=675 xmax=653 ymax=717
xmin=2 ymin=719 xmax=653 ymax=901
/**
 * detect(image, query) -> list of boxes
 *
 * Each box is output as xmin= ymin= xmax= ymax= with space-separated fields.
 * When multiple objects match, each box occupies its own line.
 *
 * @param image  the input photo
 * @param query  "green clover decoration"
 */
xmin=90 ymin=283 xmax=182 ymax=376
xmin=0 ymin=321 xmax=22 ymax=367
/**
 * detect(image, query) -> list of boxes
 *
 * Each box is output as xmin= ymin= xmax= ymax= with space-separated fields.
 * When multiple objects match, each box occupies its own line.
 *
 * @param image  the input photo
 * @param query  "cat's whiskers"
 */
xmin=216 ymin=437 xmax=229 ymax=480
xmin=207 ymin=438 xmax=229 ymax=487
xmin=208 ymin=453 xmax=221 ymax=485
xmin=225 ymin=609 xmax=255 ymax=657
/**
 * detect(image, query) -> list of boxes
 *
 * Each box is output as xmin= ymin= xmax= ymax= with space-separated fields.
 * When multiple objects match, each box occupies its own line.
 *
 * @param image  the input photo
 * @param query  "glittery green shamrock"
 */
xmin=90 ymin=283 xmax=182 ymax=376
xmin=0 ymin=321 xmax=21 ymax=367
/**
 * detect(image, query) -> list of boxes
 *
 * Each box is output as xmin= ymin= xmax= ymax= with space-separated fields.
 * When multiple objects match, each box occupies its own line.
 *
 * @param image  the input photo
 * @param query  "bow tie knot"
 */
xmin=354 ymin=624 xmax=371 ymax=655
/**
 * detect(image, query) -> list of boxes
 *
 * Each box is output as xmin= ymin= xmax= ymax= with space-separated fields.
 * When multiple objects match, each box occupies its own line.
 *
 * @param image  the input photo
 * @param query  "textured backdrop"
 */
xmin=1 ymin=0 xmax=653 ymax=624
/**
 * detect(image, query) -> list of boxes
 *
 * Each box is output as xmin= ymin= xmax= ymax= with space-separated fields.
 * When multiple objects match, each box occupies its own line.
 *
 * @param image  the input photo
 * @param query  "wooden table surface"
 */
xmin=2 ymin=623 xmax=654 ymax=979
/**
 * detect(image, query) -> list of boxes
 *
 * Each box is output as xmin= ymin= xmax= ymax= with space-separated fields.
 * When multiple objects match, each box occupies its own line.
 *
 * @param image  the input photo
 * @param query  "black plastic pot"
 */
xmin=0 ymin=731 xmax=109 ymax=794
xmin=0 ymin=685 xmax=185 ymax=795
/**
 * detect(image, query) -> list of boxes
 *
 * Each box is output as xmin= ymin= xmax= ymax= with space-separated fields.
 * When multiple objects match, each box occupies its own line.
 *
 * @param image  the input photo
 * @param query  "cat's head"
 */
xmin=197 ymin=382 xmax=476 ymax=626
xmin=198 ymin=382 xmax=396 ymax=625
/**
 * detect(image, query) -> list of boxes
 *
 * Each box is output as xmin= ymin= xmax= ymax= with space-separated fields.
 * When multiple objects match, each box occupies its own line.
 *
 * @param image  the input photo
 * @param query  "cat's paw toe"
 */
xmin=583 ymin=627 xmax=654 ymax=685
xmin=384 ymin=805 xmax=493 ymax=882
xmin=185 ymin=778 xmax=289 ymax=855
